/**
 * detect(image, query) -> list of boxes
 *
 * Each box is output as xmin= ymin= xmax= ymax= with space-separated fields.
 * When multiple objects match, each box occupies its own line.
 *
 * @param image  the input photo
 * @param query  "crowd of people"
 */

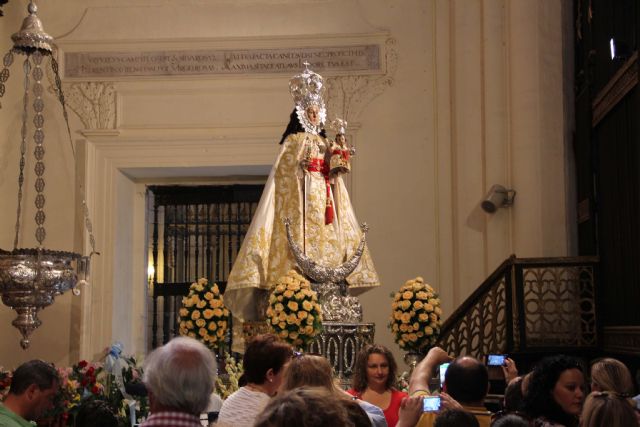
xmin=1 ymin=334 xmax=639 ymax=427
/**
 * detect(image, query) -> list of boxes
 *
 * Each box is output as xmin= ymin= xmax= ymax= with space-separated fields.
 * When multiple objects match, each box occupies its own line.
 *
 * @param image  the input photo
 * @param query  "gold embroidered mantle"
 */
xmin=225 ymin=132 xmax=380 ymax=328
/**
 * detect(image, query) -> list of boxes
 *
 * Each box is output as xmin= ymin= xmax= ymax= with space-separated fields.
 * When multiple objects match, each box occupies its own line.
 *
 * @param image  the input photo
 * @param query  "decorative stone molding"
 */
xmin=326 ymin=38 xmax=398 ymax=122
xmin=64 ymin=82 xmax=117 ymax=130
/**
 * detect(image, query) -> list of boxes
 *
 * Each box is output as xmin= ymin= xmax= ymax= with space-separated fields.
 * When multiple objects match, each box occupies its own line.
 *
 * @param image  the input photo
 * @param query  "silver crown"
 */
xmin=289 ymin=62 xmax=326 ymax=110
xmin=289 ymin=63 xmax=327 ymax=134
xmin=330 ymin=118 xmax=348 ymax=135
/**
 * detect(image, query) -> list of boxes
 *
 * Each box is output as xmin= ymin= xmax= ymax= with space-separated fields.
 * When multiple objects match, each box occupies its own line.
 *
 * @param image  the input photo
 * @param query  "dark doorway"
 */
xmin=147 ymin=184 xmax=264 ymax=348
xmin=574 ymin=0 xmax=640 ymax=332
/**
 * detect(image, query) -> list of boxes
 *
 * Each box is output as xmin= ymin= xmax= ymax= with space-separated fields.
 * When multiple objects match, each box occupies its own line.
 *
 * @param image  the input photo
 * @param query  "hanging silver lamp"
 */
xmin=0 ymin=1 xmax=95 ymax=349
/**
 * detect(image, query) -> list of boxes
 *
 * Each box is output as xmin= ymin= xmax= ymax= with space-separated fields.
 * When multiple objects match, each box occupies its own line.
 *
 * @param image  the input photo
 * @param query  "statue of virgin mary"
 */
xmin=225 ymin=65 xmax=379 ymax=348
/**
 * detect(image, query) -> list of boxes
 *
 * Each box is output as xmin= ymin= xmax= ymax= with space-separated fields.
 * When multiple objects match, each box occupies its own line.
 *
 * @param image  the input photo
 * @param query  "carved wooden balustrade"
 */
xmin=437 ymin=255 xmax=600 ymax=359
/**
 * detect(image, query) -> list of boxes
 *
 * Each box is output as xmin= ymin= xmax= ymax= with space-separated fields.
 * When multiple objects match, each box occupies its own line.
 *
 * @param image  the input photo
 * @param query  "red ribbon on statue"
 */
xmin=307 ymin=158 xmax=334 ymax=224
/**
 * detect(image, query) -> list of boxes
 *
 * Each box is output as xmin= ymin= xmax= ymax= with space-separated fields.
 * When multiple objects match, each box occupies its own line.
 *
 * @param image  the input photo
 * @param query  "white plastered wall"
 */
xmin=0 ymin=0 xmax=572 ymax=368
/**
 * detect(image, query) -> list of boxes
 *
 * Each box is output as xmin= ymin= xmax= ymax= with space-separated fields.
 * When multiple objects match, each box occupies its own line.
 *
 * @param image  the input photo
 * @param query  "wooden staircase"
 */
xmin=436 ymin=255 xmax=600 ymax=362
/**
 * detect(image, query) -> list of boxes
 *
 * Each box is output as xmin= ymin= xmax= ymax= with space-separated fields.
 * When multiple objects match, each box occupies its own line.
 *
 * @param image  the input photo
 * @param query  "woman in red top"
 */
xmin=348 ymin=344 xmax=408 ymax=427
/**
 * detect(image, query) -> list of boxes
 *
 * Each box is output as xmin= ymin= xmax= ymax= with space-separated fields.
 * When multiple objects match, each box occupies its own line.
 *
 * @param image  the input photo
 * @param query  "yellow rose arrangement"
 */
xmin=389 ymin=277 xmax=443 ymax=352
xmin=179 ymin=277 xmax=230 ymax=349
xmin=266 ymin=270 xmax=323 ymax=348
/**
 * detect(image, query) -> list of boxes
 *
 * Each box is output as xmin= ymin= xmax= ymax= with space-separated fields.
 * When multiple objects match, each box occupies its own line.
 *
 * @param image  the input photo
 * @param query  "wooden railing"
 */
xmin=436 ymin=255 xmax=600 ymax=359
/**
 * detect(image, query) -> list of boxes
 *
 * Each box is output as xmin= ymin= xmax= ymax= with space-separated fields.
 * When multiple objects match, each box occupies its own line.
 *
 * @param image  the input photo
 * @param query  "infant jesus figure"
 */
xmin=328 ymin=118 xmax=356 ymax=177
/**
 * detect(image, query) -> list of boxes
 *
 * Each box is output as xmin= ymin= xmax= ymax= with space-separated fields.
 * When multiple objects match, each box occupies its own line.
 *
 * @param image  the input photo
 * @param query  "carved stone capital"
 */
xmin=326 ymin=37 xmax=398 ymax=122
xmin=64 ymin=82 xmax=117 ymax=130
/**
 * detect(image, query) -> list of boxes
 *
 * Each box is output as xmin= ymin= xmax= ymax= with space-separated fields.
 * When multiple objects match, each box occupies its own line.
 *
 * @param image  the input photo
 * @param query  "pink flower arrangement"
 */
xmin=0 ymin=367 xmax=11 ymax=401
xmin=50 ymin=360 xmax=105 ymax=422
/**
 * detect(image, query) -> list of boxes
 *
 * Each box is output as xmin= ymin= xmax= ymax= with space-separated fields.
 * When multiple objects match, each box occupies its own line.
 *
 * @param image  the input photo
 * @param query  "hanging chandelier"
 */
xmin=0 ymin=1 xmax=96 ymax=349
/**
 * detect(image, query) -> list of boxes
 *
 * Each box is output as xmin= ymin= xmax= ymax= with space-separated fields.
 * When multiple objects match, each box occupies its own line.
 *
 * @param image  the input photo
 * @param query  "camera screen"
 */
xmin=487 ymin=354 xmax=506 ymax=366
xmin=439 ymin=363 xmax=450 ymax=386
xmin=423 ymin=396 xmax=441 ymax=412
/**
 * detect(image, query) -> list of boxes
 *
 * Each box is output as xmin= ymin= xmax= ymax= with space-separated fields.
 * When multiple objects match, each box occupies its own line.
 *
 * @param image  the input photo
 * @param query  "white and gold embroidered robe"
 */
xmin=225 ymin=132 xmax=379 ymax=348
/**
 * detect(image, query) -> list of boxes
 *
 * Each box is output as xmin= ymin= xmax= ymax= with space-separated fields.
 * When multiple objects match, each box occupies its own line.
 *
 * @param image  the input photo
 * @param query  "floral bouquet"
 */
xmin=50 ymin=360 xmax=105 ymax=423
xmin=179 ymin=277 xmax=230 ymax=350
xmin=266 ymin=270 xmax=322 ymax=348
xmin=389 ymin=277 xmax=443 ymax=352
xmin=0 ymin=366 xmax=11 ymax=401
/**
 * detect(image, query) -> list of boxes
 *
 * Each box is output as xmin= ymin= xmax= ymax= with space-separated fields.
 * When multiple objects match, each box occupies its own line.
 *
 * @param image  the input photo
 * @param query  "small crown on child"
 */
xmin=330 ymin=117 xmax=348 ymax=135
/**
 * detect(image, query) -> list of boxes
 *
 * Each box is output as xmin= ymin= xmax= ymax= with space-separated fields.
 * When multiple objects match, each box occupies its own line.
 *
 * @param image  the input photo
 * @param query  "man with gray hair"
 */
xmin=141 ymin=336 xmax=217 ymax=427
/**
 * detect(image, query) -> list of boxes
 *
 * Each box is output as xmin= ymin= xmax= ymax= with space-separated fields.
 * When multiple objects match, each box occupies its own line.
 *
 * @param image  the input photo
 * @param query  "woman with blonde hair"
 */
xmin=589 ymin=358 xmax=635 ymax=396
xmin=282 ymin=353 xmax=335 ymax=391
xmin=282 ymin=353 xmax=387 ymax=427
xmin=580 ymin=391 xmax=639 ymax=427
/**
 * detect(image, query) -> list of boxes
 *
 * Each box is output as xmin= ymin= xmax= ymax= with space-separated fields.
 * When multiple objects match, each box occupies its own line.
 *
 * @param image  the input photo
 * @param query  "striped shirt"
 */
xmin=217 ymin=387 xmax=270 ymax=427
xmin=141 ymin=411 xmax=202 ymax=427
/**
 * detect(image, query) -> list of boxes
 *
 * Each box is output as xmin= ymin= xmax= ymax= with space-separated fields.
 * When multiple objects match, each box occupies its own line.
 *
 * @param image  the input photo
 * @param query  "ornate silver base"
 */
xmin=308 ymin=321 xmax=375 ymax=388
xmin=311 ymin=282 xmax=363 ymax=323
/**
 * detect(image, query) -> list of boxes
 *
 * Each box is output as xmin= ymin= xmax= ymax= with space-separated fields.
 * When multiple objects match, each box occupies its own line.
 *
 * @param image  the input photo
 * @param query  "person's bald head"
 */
xmin=444 ymin=356 xmax=489 ymax=405
xmin=456 ymin=357 xmax=483 ymax=369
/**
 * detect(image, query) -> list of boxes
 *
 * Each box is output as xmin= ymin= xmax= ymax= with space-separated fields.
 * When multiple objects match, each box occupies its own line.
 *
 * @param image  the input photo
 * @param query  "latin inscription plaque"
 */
xmin=64 ymin=45 xmax=381 ymax=78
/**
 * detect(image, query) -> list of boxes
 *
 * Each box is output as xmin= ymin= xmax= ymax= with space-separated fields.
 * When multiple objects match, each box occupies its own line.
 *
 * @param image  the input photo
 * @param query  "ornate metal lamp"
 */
xmin=0 ymin=1 xmax=95 ymax=349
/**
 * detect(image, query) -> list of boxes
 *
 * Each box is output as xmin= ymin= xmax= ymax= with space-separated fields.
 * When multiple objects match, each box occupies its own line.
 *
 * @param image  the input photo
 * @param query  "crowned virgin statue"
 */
xmin=225 ymin=65 xmax=380 ymax=349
